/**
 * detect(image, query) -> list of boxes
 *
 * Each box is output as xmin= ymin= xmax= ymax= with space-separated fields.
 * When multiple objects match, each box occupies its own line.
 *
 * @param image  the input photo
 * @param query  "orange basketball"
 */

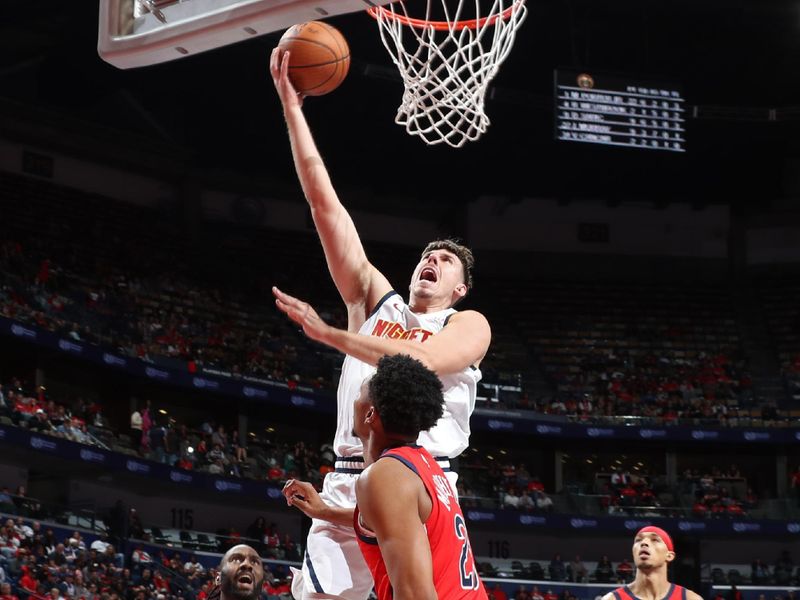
xmin=278 ymin=21 xmax=350 ymax=96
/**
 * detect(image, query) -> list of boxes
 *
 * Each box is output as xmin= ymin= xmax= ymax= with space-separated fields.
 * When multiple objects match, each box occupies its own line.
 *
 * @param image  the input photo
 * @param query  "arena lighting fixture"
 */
xmin=187 ymin=446 xmax=194 ymax=453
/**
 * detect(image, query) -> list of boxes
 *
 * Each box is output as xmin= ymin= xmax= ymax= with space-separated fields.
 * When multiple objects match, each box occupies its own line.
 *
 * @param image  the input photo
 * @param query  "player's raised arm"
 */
xmin=270 ymin=48 xmax=391 ymax=326
xmin=356 ymin=460 xmax=437 ymax=600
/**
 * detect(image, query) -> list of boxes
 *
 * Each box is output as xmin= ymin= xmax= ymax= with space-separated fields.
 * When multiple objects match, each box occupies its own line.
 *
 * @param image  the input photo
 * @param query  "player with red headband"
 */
xmin=602 ymin=526 xmax=703 ymax=600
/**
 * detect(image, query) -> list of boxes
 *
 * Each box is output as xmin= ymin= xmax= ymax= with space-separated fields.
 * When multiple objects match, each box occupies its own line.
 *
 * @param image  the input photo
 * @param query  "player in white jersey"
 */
xmin=270 ymin=47 xmax=492 ymax=600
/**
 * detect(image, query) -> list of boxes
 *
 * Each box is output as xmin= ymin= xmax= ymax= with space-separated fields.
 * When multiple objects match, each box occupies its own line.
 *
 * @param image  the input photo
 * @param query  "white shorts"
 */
xmin=291 ymin=459 xmax=458 ymax=600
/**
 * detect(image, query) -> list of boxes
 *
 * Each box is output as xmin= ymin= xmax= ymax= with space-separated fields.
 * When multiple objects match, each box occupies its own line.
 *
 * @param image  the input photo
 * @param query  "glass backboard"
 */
xmin=98 ymin=0 xmax=386 ymax=69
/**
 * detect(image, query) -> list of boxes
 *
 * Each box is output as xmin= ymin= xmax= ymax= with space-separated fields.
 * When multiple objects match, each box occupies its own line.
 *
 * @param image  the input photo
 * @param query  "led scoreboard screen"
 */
xmin=555 ymin=69 xmax=686 ymax=153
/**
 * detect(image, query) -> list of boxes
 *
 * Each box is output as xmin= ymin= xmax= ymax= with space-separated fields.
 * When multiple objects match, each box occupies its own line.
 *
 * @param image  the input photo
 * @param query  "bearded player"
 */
xmin=209 ymin=544 xmax=266 ymax=600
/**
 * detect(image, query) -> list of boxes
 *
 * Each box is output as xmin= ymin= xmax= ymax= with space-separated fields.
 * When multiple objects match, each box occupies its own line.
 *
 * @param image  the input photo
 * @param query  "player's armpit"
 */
xmin=344 ymin=263 xmax=393 ymax=332
xmin=357 ymin=461 xmax=437 ymax=600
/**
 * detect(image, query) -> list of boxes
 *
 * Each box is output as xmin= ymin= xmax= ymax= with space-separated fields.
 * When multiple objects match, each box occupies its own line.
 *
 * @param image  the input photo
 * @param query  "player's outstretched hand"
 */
xmin=269 ymin=47 xmax=304 ymax=109
xmin=273 ymin=286 xmax=329 ymax=343
xmin=283 ymin=479 xmax=327 ymax=519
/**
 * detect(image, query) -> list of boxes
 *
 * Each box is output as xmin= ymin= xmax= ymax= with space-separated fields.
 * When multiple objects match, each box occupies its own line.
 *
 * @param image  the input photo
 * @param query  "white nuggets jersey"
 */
xmin=335 ymin=291 xmax=481 ymax=459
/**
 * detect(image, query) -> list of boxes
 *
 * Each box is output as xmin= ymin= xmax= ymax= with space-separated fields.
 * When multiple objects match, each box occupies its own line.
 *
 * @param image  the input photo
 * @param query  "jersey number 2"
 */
xmin=454 ymin=514 xmax=479 ymax=590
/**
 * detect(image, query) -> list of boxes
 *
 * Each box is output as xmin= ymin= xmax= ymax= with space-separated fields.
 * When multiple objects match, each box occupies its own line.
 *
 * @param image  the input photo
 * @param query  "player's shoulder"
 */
xmin=357 ymin=455 xmax=422 ymax=510
xmin=360 ymin=453 xmax=418 ymax=487
xmin=683 ymin=588 xmax=703 ymax=600
xmin=445 ymin=309 xmax=490 ymax=328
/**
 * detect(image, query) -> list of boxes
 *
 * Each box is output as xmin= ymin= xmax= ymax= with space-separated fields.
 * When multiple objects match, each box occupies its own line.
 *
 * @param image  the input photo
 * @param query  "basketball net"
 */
xmin=367 ymin=0 xmax=527 ymax=147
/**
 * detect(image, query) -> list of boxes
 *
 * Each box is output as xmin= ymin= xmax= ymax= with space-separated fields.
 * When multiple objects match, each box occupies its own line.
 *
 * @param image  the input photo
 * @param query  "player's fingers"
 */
xmin=272 ymin=49 xmax=287 ymax=84
xmin=269 ymin=48 xmax=279 ymax=75
xmin=273 ymin=287 xmax=307 ymax=314
xmin=275 ymin=299 xmax=303 ymax=324
xmin=284 ymin=489 xmax=300 ymax=506
xmin=289 ymin=498 xmax=311 ymax=515
xmin=293 ymin=480 xmax=316 ymax=494
xmin=280 ymin=50 xmax=290 ymax=79
xmin=272 ymin=286 xmax=292 ymax=302
xmin=277 ymin=53 xmax=304 ymax=102
xmin=274 ymin=298 xmax=289 ymax=316
xmin=284 ymin=482 xmax=306 ymax=498
xmin=278 ymin=286 xmax=305 ymax=307
xmin=274 ymin=293 xmax=299 ymax=313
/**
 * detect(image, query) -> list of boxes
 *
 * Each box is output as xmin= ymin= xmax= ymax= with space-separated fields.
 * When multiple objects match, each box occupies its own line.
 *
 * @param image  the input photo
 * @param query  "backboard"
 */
xmin=98 ymin=0 xmax=389 ymax=69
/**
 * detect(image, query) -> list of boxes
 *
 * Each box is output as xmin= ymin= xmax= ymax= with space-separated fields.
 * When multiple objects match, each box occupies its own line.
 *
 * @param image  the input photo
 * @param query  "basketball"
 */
xmin=278 ymin=21 xmax=350 ymax=96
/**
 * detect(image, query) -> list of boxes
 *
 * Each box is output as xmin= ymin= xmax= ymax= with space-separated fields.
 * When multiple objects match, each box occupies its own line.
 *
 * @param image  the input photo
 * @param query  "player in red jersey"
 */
xmin=283 ymin=354 xmax=486 ymax=600
xmin=602 ymin=527 xmax=703 ymax=600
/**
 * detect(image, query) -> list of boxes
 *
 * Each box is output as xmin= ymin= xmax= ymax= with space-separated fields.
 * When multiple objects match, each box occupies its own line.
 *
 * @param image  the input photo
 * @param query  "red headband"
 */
xmin=636 ymin=526 xmax=674 ymax=551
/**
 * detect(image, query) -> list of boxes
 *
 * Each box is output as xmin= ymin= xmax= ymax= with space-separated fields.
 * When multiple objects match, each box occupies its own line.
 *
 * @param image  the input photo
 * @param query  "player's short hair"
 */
xmin=422 ymin=239 xmax=474 ymax=290
xmin=369 ymin=354 xmax=444 ymax=438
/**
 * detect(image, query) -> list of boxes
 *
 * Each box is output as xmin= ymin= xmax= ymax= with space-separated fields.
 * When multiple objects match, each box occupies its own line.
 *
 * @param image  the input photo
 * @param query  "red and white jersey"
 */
xmin=613 ymin=584 xmax=689 ymax=600
xmin=334 ymin=291 xmax=481 ymax=459
xmin=354 ymin=445 xmax=487 ymax=600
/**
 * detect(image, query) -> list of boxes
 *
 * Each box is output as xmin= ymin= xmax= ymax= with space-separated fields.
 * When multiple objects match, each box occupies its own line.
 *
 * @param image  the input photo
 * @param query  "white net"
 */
xmin=368 ymin=0 xmax=527 ymax=147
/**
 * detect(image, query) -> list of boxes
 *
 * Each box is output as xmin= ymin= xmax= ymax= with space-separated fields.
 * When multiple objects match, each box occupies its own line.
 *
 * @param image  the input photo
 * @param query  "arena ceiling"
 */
xmin=1 ymin=0 xmax=800 ymax=211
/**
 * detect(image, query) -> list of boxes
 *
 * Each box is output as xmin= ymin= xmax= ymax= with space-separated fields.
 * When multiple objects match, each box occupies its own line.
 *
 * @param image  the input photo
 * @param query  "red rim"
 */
xmin=366 ymin=0 xmax=523 ymax=31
